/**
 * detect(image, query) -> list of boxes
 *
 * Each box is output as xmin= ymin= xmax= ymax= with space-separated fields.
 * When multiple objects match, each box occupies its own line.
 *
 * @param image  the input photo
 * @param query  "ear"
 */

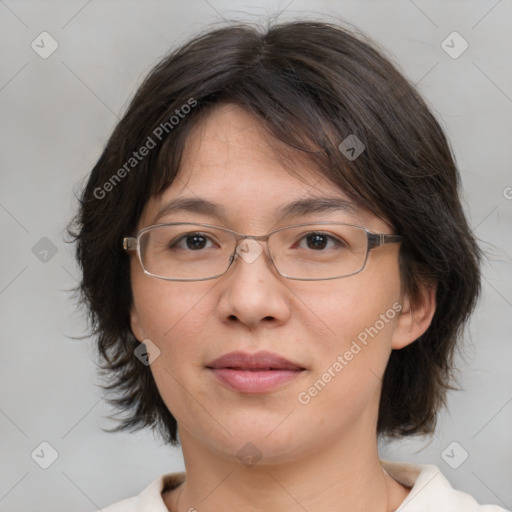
xmin=130 ymin=302 xmax=146 ymax=342
xmin=391 ymin=282 xmax=437 ymax=350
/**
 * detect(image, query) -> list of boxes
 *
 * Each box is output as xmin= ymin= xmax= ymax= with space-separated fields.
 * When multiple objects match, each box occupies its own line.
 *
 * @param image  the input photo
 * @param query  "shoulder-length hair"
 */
xmin=69 ymin=20 xmax=481 ymax=445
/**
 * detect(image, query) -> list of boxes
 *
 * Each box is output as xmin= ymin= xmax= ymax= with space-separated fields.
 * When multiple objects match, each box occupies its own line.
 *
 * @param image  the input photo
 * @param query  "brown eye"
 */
xmin=170 ymin=232 xmax=215 ymax=251
xmin=296 ymin=232 xmax=346 ymax=251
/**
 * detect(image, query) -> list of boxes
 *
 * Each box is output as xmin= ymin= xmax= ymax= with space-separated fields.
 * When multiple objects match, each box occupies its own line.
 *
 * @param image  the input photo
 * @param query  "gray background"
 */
xmin=0 ymin=1 xmax=511 ymax=511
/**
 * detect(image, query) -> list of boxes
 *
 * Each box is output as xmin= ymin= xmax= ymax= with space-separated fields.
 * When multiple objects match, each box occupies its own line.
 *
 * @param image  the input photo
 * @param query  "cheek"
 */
xmin=131 ymin=268 xmax=213 ymax=342
xmin=131 ymin=277 xmax=218 ymax=424
xmin=293 ymin=260 xmax=402 ymax=349
xmin=295 ymin=259 xmax=402 ymax=401
xmin=305 ymin=288 xmax=399 ymax=383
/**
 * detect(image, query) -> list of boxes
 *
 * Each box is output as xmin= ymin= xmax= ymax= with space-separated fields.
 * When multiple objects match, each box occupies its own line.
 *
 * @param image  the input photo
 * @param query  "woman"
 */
xmin=71 ymin=20 xmax=508 ymax=512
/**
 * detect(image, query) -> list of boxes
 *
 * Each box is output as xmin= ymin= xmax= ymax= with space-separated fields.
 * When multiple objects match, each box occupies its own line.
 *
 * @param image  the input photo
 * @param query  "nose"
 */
xmin=216 ymin=238 xmax=292 ymax=330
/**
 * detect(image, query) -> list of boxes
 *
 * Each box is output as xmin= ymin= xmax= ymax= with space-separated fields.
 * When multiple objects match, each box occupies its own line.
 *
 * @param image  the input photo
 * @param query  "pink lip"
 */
xmin=206 ymin=351 xmax=305 ymax=394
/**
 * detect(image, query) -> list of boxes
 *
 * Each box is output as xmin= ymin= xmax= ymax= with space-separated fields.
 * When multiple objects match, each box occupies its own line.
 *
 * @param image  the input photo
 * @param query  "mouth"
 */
xmin=206 ymin=351 xmax=306 ymax=393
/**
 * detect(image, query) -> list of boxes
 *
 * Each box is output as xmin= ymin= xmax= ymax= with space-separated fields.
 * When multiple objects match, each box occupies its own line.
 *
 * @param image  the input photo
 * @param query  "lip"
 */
xmin=206 ymin=351 xmax=306 ymax=394
xmin=207 ymin=351 xmax=304 ymax=370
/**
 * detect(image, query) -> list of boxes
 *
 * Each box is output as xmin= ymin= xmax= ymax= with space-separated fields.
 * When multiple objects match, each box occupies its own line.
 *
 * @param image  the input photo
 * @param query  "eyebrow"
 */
xmin=153 ymin=196 xmax=360 ymax=224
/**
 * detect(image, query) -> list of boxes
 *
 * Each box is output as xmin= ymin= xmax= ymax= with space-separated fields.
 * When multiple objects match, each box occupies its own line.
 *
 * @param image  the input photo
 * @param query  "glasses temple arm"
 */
xmin=367 ymin=233 xmax=403 ymax=250
xmin=123 ymin=237 xmax=137 ymax=251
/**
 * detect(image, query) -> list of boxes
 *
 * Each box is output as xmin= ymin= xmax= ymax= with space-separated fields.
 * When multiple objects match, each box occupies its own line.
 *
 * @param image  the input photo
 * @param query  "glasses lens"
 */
xmin=139 ymin=224 xmax=235 ymax=280
xmin=137 ymin=223 xmax=368 ymax=281
xmin=270 ymin=224 xmax=368 ymax=279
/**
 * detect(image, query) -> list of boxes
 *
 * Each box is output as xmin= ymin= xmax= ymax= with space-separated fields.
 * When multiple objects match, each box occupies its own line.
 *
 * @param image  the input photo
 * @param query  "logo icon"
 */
xmin=236 ymin=442 xmax=262 ymax=468
xmin=338 ymin=134 xmax=365 ymax=161
xmin=31 ymin=441 xmax=59 ymax=469
xmin=441 ymin=441 xmax=469 ymax=469
xmin=236 ymin=239 xmax=263 ymax=264
xmin=134 ymin=339 xmax=161 ymax=365
xmin=441 ymin=32 xmax=469 ymax=59
xmin=31 ymin=32 xmax=59 ymax=59
xmin=32 ymin=237 xmax=58 ymax=263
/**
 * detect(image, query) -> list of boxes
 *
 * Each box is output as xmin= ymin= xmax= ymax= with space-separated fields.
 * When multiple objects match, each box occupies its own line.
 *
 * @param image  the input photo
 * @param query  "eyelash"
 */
xmin=169 ymin=231 xmax=346 ymax=251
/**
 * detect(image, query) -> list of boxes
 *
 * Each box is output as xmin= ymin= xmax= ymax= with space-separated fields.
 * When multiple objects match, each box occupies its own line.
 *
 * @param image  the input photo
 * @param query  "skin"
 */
xmin=129 ymin=103 xmax=436 ymax=512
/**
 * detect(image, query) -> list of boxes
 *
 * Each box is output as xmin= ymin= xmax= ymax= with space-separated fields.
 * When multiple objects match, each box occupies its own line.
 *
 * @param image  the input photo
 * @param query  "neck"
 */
xmin=165 ymin=425 xmax=409 ymax=512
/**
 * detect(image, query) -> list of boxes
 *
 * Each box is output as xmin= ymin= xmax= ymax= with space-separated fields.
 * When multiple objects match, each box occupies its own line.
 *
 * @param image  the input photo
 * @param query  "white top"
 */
xmin=98 ymin=460 xmax=510 ymax=511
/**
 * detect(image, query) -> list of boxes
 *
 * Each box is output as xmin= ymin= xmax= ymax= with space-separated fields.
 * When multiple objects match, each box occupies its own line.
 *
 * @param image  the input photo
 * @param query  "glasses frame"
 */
xmin=123 ymin=221 xmax=402 ymax=281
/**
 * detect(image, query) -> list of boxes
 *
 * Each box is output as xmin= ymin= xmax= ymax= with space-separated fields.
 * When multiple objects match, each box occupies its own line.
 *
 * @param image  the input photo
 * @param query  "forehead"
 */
xmin=138 ymin=104 xmax=386 ymax=231
xmin=177 ymin=103 xmax=329 ymax=188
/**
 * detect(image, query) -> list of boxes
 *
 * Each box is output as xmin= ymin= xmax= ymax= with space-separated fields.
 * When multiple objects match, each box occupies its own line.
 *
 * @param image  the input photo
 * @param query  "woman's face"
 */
xmin=129 ymin=104 xmax=413 ymax=464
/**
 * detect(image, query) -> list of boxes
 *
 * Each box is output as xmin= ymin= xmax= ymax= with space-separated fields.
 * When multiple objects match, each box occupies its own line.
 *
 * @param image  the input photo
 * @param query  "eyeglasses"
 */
xmin=123 ymin=222 xmax=402 ymax=281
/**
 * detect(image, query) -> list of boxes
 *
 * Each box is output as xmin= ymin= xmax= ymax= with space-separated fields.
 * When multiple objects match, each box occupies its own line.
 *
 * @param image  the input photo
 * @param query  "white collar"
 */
xmin=127 ymin=461 xmax=508 ymax=512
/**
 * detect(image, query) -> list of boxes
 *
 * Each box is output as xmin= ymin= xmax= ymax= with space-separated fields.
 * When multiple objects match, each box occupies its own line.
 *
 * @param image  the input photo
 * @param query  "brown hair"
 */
xmin=69 ymin=20 xmax=481 ymax=445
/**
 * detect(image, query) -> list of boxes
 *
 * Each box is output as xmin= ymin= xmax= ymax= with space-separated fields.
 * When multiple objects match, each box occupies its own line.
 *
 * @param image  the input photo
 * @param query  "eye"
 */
xmin=170 ymin=232 xmax=216 ymax=251
xmin=296 ymin=232 xmax=347 ymax=251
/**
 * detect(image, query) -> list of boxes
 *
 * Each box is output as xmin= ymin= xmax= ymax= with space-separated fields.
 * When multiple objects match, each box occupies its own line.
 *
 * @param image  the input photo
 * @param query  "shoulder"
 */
xmin=94 ymin=471 xmax=186 ymax=512
xmin=99 ymin=496 xmax=137 ymax=512
xmin=382 ymin=460 xmax=509 ymax=512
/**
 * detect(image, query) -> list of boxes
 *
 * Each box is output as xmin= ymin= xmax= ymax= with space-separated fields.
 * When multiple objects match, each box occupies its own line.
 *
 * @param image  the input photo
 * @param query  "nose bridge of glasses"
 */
xmin=232 ymin=231 xmax=271 ymax=242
